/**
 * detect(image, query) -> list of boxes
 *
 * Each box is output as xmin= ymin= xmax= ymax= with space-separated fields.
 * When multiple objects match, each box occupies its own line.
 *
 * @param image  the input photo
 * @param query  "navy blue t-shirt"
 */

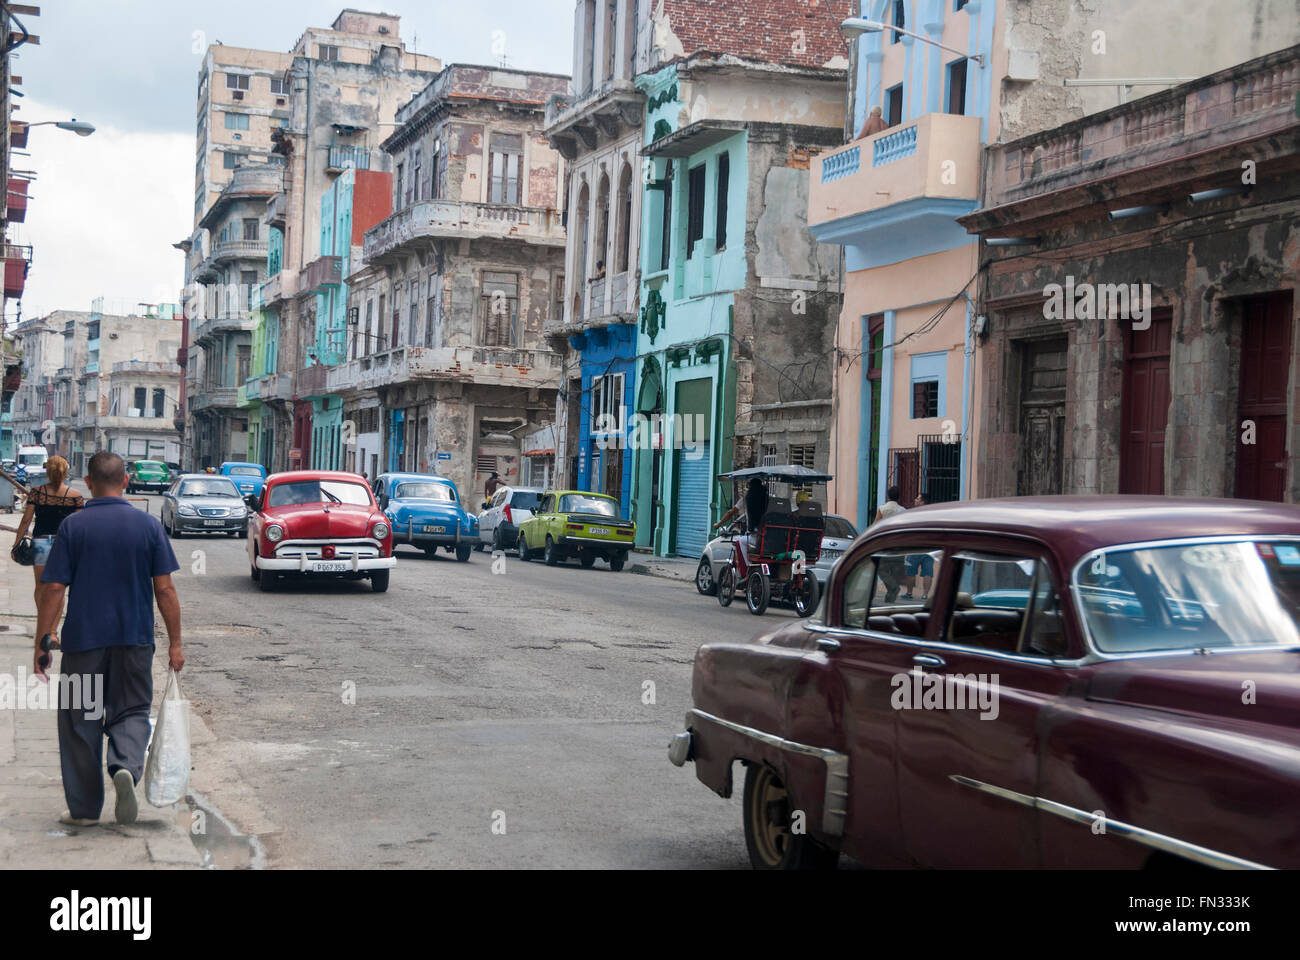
xmin=41 ymin=497 xmax=180 ymax=653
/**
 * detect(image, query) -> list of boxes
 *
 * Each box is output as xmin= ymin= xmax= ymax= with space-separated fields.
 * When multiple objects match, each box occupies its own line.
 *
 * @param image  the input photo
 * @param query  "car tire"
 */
xmin=493 ymin=527 xmax=505 ymax=552
xmin=544 ymin=536 xmax=561 ymax=566
xmin=580 ymin=555 xmax=596 ymax=569
xmin=718 ymin=566 xmax=737 ymax=607
xmin=793 ymin=573 xmax=820 ymax=618
xmin=371 ymin=570 xmax=390 ymax=593
xmin=258 ymin=570 xmax=277 ymax=592
xmin=695 ymin=557 xmax=717 ymax=596
xmin=742 ymin=764 xmax=839 ymax=871
xmin=609 ymin=557 xmax=625 ymax=572
xmin=249 ymin=555 xmax=260 ymax=583
xmin=517 ymin=535 xmax=531 ymax=562
xmin=168 ymin=515 xmax=182 ymax=539
xmin=456 ymin=542 xmax=472 ymax=563
xmin=746 ymin=570 xmax=770 ymax=616
xmin=423 ymin=546 xmax=439 ymax=560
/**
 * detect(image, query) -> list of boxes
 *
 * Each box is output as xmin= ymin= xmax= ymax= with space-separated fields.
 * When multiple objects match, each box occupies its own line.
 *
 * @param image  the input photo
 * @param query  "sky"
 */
xmin=10 ymin=0 xmax=574 ymax=324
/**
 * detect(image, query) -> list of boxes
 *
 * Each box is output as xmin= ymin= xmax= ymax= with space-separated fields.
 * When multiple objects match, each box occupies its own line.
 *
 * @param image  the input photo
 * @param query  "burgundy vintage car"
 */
xmin=669 ymin=496 xmax=1300 ymax=869
xmin=247 ymin=470 xmax=396 ymax=593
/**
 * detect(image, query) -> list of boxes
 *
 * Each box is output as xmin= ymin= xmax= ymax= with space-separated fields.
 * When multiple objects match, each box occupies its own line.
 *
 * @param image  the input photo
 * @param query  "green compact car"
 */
xmin=127 ymin=459 xmax=171 ymax=494
xmin=515 ymin=490 xmax=635 ymax=571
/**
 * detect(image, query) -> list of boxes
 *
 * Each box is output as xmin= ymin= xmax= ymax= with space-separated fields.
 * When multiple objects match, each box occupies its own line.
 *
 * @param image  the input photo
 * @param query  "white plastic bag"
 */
xmin=144 ymin=669 xmax=191 ymax=807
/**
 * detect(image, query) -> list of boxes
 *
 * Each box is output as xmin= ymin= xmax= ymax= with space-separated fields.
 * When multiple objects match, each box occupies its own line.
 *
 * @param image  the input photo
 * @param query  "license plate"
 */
xmin=312 ymin=561 xmax=348 ymax=572
xmin=589 ymin=527 xmax=611 ymax=536
xmin=202 ymin=519 xmax=225 ymax=526
xmin=422 ymin=525 xmax=446 ymax=533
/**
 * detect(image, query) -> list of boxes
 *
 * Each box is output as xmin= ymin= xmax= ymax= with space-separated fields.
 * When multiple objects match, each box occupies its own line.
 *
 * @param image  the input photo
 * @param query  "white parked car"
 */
xmin=477 ymin=485 xmax=544 ymax=550
xmin=694 ymin=513 xmax=859 ymax=597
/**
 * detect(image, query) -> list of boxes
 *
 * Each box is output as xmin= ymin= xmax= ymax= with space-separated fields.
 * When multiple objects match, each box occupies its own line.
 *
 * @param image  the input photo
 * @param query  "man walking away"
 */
xmin=34 ymin=451 xmax=184 ymax=827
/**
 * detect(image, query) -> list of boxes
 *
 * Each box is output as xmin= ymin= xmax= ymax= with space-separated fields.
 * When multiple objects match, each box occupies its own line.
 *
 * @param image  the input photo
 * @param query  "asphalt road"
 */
xmin=136 ymin=492 xmax=803 ymax=868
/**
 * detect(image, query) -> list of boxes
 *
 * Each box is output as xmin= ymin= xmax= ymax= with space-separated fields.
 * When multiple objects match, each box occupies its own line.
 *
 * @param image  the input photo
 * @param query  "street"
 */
xmin=144 ymin=492 xmax=794 ymax=868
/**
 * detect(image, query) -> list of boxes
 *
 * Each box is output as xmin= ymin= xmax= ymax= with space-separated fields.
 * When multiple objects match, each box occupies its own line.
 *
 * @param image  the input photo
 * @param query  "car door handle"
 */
xmin=815 ymin=637 xmax=841 ymax=653
xmin=913 ymin=653 xmax=946 ymax=668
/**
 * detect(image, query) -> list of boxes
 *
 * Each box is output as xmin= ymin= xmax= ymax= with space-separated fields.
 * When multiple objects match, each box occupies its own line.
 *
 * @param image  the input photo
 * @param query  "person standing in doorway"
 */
xmin=33 ymin=450 xmax=184 ymax=827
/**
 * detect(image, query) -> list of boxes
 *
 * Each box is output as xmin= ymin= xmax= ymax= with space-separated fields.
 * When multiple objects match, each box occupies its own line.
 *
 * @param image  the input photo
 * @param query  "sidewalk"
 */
xmin=627 ymin=549 xmax=698 ymax=584
xmin=0 ymin=514 xmax=203 ymax=868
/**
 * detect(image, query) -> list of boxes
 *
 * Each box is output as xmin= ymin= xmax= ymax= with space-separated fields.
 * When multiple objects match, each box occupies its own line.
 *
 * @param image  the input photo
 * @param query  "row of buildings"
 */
xmin=177 ymin=3 xmax=1300 ymax=559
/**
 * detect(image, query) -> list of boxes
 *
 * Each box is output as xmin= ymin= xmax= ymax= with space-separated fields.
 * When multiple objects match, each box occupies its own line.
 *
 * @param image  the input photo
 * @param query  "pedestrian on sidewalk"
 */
xmin=10 ymin=455 xmax=83 ymax=645
xmin=32 ymin=450 xmax=185 ymax=827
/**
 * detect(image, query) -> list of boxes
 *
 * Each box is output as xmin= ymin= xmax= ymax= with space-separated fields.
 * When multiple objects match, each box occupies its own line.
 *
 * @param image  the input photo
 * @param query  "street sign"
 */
xmin=437 ymin=452 xmax=451 ymax=460
xmin=289 ymin=448 xmax=301 ymax=459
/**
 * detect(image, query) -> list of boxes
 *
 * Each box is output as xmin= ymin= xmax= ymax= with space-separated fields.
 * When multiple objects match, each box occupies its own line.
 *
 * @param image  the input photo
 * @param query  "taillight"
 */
xmin=566 ymin=523 xmax=583 ymax=530
xmin=503 ymin=504 xmax=512 ymax=523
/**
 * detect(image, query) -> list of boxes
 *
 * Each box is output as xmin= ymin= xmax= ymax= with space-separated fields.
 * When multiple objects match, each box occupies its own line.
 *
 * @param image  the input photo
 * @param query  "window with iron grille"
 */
xmin=789 ymin=444 xmax=816 ymax=469
xmin=761 ymin=444 xmax=777 ymax=467
xmin=912 ymin=381 xmax=939 ymax=418
xmin=480 ymin=272 xmax=518 ymax=347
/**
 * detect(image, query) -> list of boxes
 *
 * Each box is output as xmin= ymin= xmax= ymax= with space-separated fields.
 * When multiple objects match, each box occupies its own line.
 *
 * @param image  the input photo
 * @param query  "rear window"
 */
xmin=824 ymin=516 xmax=857 ymax=540
xmin=560 ymin=494 xmax=617 ymax=517
xmin=394 ymin=481 xmax=455 ymax=501
xmin=509 ymin=491 xmax=543 ymax=511
xmin=228 ymin=466 xmax=262 ymax=476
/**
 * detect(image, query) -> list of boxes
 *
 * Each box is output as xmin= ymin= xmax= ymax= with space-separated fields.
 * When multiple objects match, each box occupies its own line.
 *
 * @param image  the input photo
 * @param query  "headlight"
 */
xmin=372 ymin=522 xmax=389 ymax=540
xmin=178 ymin=504 xmax=197 ymax=516
xmin=265 ymin=524 xmax=284 ymax=542
xmin=232 ymin=505 xmax=247 ymax=516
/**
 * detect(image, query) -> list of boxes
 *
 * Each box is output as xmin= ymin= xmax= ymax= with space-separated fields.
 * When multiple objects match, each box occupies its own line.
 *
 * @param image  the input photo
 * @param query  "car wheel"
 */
xmin=742 ymin=764 xmax=838 ymax=871
xmin=228 ymin=530 xmax=238 ymax=538
xmin=718 ymin=566 xmax=737 ymax=607
xmin=371 ymin=570 xmax=390 ymax=593
xmin=456 ymin=542 xmax=472 ymax=563
xmin=544 ymin=536 xmax=561 ymax=566
xmin=745 ymin=570 xmax=771 ymax=616
xmin=608 ymin=557 xmax=625 ymax=572
xmin=258 ymin=570 xmax=277 ymax=592
xmin=493 ymin=527 xmax=505 ymax=552
xmin=695 ymin=557 xmax=717 ymax=596
xmin=580 ymin=555 xmax=596 ymax=569
xmin=793 ymin=573 xmax=820 ymax=618
xmin=517 ymin=535 xmax=531 ymax=561
xmin=239 ymin=526 xmax=248 ymax=539
xmin=423 ymin=546 xmax=439 ymax=560
xmin=168 ymin=515 xmax=182 ymax=539
xmin=249 ymin=554 xmax=260 ymax=583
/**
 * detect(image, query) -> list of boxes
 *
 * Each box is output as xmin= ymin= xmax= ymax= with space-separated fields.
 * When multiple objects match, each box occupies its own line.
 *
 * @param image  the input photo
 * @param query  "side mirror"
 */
xmin=245 ymin=493 xmax=260 ymax=511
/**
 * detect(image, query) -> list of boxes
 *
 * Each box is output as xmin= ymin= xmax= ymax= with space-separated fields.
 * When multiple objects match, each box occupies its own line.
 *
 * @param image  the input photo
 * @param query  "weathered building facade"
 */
xmin=962 ymin=46 xmax=1300 ymax=503
xmin=335 ymin=64 xmax=568 ymax=499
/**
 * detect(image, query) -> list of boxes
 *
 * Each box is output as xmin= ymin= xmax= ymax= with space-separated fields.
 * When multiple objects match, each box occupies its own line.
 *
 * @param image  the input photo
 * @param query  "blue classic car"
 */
xmin=374 ymin=472 xmax=478 ymax=562
xmin=220 ymin=461 xmax=268 ymax=500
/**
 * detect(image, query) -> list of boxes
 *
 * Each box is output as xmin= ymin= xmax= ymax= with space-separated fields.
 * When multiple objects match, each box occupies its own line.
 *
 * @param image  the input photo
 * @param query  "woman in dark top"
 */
xmin=10 ymin=455 xmax=83 ymax=642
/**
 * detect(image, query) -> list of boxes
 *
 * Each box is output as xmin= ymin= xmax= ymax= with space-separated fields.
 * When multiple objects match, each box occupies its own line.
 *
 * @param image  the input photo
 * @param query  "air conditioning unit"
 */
xmin=233 ymin=90 xmax=244 ymax=100
xmin=276 ymin=97 xmax=285 ymax=105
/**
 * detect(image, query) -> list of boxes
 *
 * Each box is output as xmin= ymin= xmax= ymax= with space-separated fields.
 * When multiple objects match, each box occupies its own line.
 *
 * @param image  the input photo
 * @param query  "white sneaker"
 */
xmin=112 ymin=769 xmax=138 ymax=825
xmin=59 ymin=811 xmax=99 ymax=827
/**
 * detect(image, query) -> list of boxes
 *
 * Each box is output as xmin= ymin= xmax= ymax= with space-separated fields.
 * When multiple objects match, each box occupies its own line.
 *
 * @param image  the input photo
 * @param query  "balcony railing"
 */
xmin=188 ymin=386 xmax=239 ymax=411
xmin=327 ymin=145 xmax=371 ymax=172
xmin=210 ymin=238 xmax=268 ymax=263
xmin=365 ymin=200 xmax=565 ymax=263
xmin=327 ymin=344 xmax=563 ymax=393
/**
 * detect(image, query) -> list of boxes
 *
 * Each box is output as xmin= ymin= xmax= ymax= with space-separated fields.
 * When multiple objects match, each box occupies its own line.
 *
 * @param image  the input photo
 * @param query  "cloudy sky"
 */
xmin=10 ymin=0 xmax=573 ymax=323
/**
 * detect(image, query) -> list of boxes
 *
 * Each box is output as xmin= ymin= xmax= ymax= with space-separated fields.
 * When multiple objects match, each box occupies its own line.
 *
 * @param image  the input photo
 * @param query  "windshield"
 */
xmin=824 ymin=516 xmax=857 ymax=540
xmin=509 ymin=492 xmax=543 ymax=511
xmin=394 ymin=482 xmax=455 ymax=501
xmin=18 ymin=452 xmax=46 ymax=467
xmin=179 ymin=479 xmax=239 ymax=498
xmin=560 ymin=494 xmax=617 ymax=517
xmin=1076 ymin=540 xmax=1300 ymax=654
xmin=227 ymin=466 xmax=262 ymax=477
xmin=268 ymin=479 xmax=371 ymax=508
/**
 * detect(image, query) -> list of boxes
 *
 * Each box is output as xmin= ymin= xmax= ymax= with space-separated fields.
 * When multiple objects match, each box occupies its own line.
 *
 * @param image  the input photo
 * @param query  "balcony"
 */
xmin=210 ymin=237 xmax=268 ymax=263
xmin=3 ymin=243 xmax=31 ymax=298
xmin=327 ymin=145 xmax=371 ymax=173
xmin=7 ymin=177 xmax=28 ymax=223
xmin=327 ymin=344 xmax=563 ymax=393
xmin=243 ymin=371 xmax=292 ymax=403
xmin=365 ymin=200 xmax=565 ymax=264
xmin=260 ymin=271 xmax=290 ymax=308
xmin=266 ymin=192 xmax=287 ymax=231
xmin=191 ymin=310 xmax=257 ymax=344
xmin=544 ymin=80 xmax=644 ymax=161
xmin=188 ymin=386 xmax=240 ymax=412
xmin=808 ymin=112 xmax=982 ymax=268
xmin=301 ymin=255 xmax=342 ymax=294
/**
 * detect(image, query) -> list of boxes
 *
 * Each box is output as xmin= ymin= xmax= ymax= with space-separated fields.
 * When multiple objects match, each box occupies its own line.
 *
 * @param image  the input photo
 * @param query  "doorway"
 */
xmin=1119 ymin=308 xmax=1172 ymax=495
xmin=1236 ymin=292 xmax=1292 ymax=501
xmin=1016 ymin=337 xmax=1068 ymax=496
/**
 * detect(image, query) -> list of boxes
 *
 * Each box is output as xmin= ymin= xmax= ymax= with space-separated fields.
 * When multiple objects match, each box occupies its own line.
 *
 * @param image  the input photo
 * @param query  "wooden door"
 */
xmin=1236 ymin=292 xmax=1293 ymax=501
xmin=1017 ymin=338 xmax=1068 ymax=495
xmin=1119 ymin=309 xmax=1172 ymax=494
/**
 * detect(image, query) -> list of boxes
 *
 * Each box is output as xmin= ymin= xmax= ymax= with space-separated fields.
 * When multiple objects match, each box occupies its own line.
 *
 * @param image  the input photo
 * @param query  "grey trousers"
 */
xmin=57 ymin=645 xmax=154 ymax=820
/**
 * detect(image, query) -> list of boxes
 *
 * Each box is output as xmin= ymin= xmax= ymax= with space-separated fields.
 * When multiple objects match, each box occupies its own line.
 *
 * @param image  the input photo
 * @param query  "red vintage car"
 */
xmin=247 ymin=470 xmax=396 ymax=593
xmin=669 ymin=496 xmax=1300 ymax=869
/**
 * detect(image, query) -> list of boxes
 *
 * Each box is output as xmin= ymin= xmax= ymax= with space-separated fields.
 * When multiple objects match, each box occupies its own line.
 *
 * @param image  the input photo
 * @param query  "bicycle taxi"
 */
xmin=714 ymin=464 xmax=831 ymax=616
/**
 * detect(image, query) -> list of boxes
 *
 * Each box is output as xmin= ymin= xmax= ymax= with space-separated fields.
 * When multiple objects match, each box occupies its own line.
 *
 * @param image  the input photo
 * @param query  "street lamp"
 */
xmin=839 ymin=17 xmax=985 ymax=67
xmin=25 ymin=119 xmax=96 ymax=137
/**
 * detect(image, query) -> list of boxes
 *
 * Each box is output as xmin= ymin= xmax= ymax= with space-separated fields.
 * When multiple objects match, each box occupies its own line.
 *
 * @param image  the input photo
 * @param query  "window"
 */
xmin=910 ymin=352 xmax=945 ymax=419
xmin=133 ymin=387 xmax=147 ymax=416
xmin=225 ymin=73 xmax=250 ymax=91
xmin=270 ymin=74 xmax=290 ymax=95
xmin=378 ymin=294 xmax=387 ymax=348
xmin=686 ymin=164 xmax=706 ymax=258
xmin=412 ymin=148 xmax=422 ymax=202
xmin=426 ymin=275 xmax=440 ymax=347
xmin=363 ymin=299 xmax=374 ymax=357
xmin=891 ymin=0 xmax=905 ymax=43
xmin=715 ymin=153 xmax=729 ymax=252
xmin=946 ymin=58 xmax=968 ymax=115
xmin=659 ymin=167 xmax=673 ymax=271
xmin=944 ymin=552 xmax=1066 ymax=656
xmin=319 ymin=44 xmax=340 ymax=62
xmin=429 ymin=139 xmax=443 ymax=200
xmin=152 ymin=388 xmax=166 ymax=418
xmin=224 ymin=112 xmax=250 ymax=131
xmin=789 ymin=444 xmax=815 ymax=469
xmin=488 ymin=133 xmax=523 ymax=204
xmin=396 ymin=163 xmax=405 ymax=208
xmin=761 ymin=444 xmax=777 ymax=466
xmin=955 ymin=0 xmax=969 ymax=10
xmin=885 ymin=84 xmax=904 ymax=126
xmin=241 ymin=270 xmax=258 ymax=311
xmin=128 ymin=439 xmax=148 ymax=457
xmin=841 ymin=544 xmax=945 ymax=631
xmin=591 ymin=372 xmax=624 ymax=434
xmin=408 ymin=280 xmax=420 ymax=343
xmin=223 ymin=152 xmax=238 ymax=169
xmin=481 ymin=272 xmax=519 ymax=347
xmin=242 ymin=218 xmax=259 ymax=241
